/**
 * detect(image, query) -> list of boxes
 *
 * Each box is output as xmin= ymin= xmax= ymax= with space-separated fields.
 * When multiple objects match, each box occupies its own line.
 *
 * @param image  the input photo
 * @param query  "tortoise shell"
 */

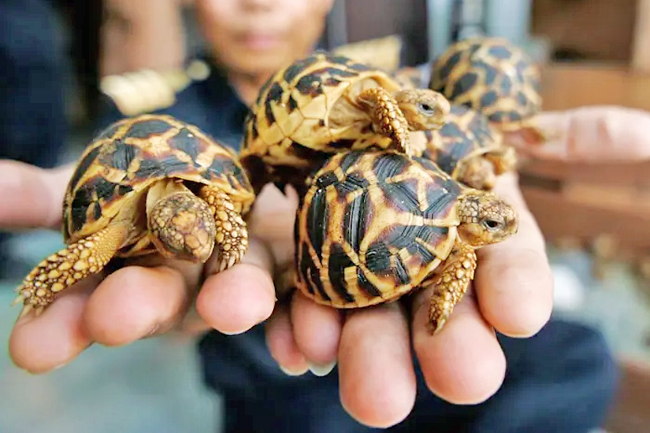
xmin=62 ymin=114 xmax=255 ymax=255
xmin=429 ymin=37 xmax=541 ymax=132
xmin=419 ymin=104 xmax=504 ymax=180
xmin=241 ymin=51 xmax=407 ymax=191
xmin=392 ymin=66 xmax=425 ymax=90
xmin=295 ymin=150 xmax=463 ymax=308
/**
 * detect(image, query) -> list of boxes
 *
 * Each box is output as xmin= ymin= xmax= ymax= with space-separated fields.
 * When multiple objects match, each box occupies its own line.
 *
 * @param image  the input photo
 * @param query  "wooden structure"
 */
xmin=521 ymin=0 xmax=650 ymax=259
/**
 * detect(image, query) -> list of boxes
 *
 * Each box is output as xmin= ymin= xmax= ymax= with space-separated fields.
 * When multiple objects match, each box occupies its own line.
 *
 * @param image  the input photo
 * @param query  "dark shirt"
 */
xmin=97 ymin=61 xmax=249 ymax=151
xmin=0 ymin=0 xmax=68 ymax=168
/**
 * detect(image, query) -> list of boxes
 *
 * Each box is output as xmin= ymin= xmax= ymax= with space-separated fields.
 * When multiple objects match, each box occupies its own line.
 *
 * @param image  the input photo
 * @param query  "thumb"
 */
xmin=0 ymin=160 xmax=73 ymax=230
xmin=507 ymin=105 xmax=650 ymax=163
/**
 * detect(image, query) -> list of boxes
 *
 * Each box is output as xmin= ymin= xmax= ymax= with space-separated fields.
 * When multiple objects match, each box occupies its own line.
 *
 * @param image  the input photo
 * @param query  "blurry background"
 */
xmin=2 ymin=0 xmax=650 ymax=432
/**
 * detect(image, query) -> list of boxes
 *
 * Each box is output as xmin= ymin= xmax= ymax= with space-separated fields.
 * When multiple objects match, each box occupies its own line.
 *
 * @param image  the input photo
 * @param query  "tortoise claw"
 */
xmin=18 ymin=303 xmax=33 ymax=319
xmin=199 ymin=186 xmax=249 ymax=273
xmin=11 ymin=294 xmax=24 ymax=307
xmin=218 ymin=251 xmax=243 ymax=273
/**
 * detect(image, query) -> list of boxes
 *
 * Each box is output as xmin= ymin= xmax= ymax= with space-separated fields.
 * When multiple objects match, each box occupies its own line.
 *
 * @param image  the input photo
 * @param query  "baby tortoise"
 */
xmin=429 ymin=37 xmax=546 ymax=145
xmin=419 ymin=104 xmax=517 ymax=190
xmin=392 ymin=66 xmax=426 ymax=90
xmin=241 ymin=51 xmax=450 ymax=195
xmin=14 ymin=114 xmax=255 ymax=317
xmin=294 ymin=150 xmax=518 ymax=332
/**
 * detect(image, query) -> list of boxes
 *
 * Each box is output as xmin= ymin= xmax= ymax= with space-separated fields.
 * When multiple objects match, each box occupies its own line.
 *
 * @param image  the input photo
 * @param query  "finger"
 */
xmin=83 ymin=264 xmax=193 ymax=346
xmin=509 ymin=106 xmax=650 ymax=162
xmin=412 ymin=287 xmax=506 ymax=405
xmin=0 ymin=161 xmax=73 ymax=229
xmin=8 ymin=275 xmax=98 ymax=374
xmin=290 ymin=290 xmax=342 ymax=374
xmin=475 ymin=173 xmax=554 ymax=337
xmin=338 ymin=302 xmax=416 ymax=428
xmin=264 ymin=301 xmax=309 ymax=375
xmin=196 ymin=238 xmax=276 ymax=334
xmin=246 ymin=183 xmax=298 ymax=267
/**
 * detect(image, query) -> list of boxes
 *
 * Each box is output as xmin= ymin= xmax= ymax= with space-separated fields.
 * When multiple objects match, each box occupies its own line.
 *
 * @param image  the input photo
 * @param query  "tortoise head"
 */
xmin=148 ymin=190 xmax=216 ymax=263
xmin=394 ymin=89 xmax=451 ymax=131
xmin=456 ymin=191 xmax=518 ymax=247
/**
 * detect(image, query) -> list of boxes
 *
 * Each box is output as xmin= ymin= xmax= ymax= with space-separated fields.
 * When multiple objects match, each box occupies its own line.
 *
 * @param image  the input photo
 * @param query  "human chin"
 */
xmin=236 ymin=50 xmax=294 ymax=74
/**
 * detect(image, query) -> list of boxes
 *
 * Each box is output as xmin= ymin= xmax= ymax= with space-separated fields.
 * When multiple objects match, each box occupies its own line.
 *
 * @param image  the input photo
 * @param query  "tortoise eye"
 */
xmin=483 ymin=219 xmax=501 ymax=230
xmin=418 ymin=103 xmax=435 ymax=115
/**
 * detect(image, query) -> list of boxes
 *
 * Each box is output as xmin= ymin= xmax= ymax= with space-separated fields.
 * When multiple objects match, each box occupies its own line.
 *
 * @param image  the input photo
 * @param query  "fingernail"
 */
xmin=52 ymin=362 xmax=68 ymax=371
xmin=279 ymin=365 xmax=308 ymax=377
xmin=219 ymin=328 xmax=246 ymax=336
xmin=146 ymin=324 xmax=160 ymax=337
xmin=307 ymin=361 xmax=336 ymax=377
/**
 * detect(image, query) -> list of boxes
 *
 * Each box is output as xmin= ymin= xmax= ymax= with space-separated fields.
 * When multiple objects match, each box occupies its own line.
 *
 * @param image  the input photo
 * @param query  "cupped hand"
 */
xmin=5 ymin=159 xmax=288 ymax=374
xmin=264 ymin=170 xmax=554 ymax=428
xmin=264 ymin=104 xmax=650 ymax=428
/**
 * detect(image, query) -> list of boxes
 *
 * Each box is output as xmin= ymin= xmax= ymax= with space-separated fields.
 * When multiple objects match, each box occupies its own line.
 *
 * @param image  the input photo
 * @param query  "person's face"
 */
xmin=195 ymin=0 xmax=334 ymax=77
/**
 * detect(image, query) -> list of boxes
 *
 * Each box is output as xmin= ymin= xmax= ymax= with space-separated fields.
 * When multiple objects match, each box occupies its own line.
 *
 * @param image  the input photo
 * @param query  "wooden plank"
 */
xmin=531 ymin=0 xmax=637 ymax=62
xmin=539 ymin=63 xmax=650 ymax=112
xmin=520 ymin=160 xmax=650 ymax=188
xmin=631 ymin=0 xmax=650 ymax=72
xmin=520 ymin=186 xmax=650 ymax=255
xmin=562 ymin=182 xmax=650 ymax=215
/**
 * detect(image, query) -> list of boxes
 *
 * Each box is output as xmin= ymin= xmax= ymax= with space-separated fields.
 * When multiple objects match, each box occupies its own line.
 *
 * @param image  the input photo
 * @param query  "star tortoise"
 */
xmin=294 ymin=150 xmax=518 ymax=332
xmin=241 ymin=51 xmax=451 ymax=195
xmin=14 ymin=114 xmax=255 ymax=317
xmin=419 ymin=104 xmax=516 ymax=190
xmin=429 ymin=36 xmax=546 ymax=145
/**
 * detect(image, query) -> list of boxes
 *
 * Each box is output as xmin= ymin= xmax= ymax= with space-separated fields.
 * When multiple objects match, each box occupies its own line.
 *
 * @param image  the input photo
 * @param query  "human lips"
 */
xmin=239 ymin=33 xmax=282 ymax=50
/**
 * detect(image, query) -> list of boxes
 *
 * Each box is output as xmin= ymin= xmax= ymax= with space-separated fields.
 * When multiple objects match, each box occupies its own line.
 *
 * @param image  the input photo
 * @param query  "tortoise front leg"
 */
xmin=356 ymin=87 xmax=411 ymax=155
xmin=13 ymin=224 xmax=128 ymax=317
xmin=425 ymin=241 xmax=477 ymax=334
xmin=455 ymin=156 xmax=498 ymax=190
xmin=485 ymin=145 xmax=517 ymax=175
xmin=198 ymin=186 xmax=249 ymax=272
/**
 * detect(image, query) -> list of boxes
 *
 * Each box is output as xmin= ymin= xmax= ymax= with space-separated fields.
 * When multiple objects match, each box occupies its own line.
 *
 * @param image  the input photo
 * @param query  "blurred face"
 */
xmin=195 ymin=0 xmax=334 ymax=77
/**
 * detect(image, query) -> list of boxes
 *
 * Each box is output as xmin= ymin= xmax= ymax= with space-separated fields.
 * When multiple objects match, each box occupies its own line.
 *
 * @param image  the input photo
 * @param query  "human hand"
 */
xmin=508 ymin=105 xmax=650 ymax=162
xmin=263 ymin=169 xmax=554 ymax=427
xmin=4 ymin=154 xmax=552 ymax=431
xmin=9 ymin=105 xmax=640 ymax=426
xmin=6 ymin=159 xmax=293 ymax=373
xmin=264 ymin=104 xmax=650 ymax=428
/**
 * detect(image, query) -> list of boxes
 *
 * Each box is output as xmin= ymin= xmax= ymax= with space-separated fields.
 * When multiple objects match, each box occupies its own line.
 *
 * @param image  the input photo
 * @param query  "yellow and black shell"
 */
xmin=420 ymin=104 xmax=503 ymax=180
xmin=62 ymin=114 xmax=255 ymax=255
xmin=429 ymin=37 xmax=541 ymax=132
xmin=295 ymin=150 xmax=463 ymax=308
xmin=392 ymin=66 xmax=425 ymax=90
xmin=241 ymin=51 xmax=406 ymax=193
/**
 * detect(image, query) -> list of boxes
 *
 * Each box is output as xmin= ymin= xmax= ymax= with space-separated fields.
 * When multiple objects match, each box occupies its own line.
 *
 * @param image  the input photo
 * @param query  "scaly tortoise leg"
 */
xmin=356 ymin=87 xmax=411 ymax=155
xmin=455 ymin=156 xmax=497 ymax=191
xmin=485 ymin=145 xmax=518 ymax=175
xmin=13 ymin=224 xmax=128 ymax=317
xmin=426 ymin=241 xmax=477 ymax=333
xmin=198 ymin=186 xmax=249 ymax=272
